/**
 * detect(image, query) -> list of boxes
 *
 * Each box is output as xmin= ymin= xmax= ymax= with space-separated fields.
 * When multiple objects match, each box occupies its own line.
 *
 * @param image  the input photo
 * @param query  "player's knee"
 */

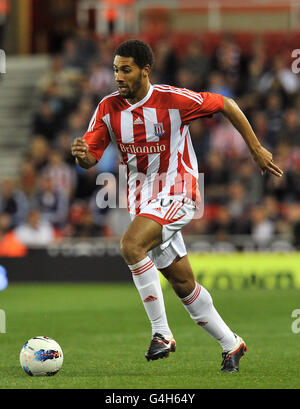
xmin=120 ymin=236 xmax=145 ymax=265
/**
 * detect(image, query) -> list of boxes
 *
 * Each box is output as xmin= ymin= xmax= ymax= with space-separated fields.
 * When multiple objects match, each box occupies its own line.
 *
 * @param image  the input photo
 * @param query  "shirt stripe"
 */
xmin=120 ymin=110 xmax=137 ymax=216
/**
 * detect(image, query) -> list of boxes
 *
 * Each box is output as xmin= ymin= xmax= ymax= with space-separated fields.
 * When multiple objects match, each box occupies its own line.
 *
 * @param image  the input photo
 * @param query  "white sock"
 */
xmin=128 ymin=256 xmax=172 ymax=338
xmin=180 ymin=282 xmax=236 ymax=351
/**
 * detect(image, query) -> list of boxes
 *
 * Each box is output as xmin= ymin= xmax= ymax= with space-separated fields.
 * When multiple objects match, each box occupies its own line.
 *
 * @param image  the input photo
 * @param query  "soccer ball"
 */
xmin=20 ymin=336 xmax=63 ymax=376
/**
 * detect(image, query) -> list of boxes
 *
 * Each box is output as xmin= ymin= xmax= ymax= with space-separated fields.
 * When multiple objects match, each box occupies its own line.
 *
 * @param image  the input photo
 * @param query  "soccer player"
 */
xmin=71 ymin=39 xmax=283 ymax=372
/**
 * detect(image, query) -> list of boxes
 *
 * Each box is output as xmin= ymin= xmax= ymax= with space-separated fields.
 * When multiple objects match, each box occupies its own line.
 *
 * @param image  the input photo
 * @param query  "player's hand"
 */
xmin=251 ymin=145 xmax=283 ymax=177
xmin=71 ymin=137 xmax=90 ymax=159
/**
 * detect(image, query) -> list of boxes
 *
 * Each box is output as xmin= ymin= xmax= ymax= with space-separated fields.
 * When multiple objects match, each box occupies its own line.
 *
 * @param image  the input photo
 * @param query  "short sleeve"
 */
xmin=82 ymin=104 xmax=111 ymax=162
xmin=181 ymin=92 xmax=224 ymax=124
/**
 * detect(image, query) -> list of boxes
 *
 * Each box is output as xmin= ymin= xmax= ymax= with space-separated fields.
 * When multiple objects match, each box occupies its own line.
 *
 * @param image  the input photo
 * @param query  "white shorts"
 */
xmin=131 ymin=197 xmax=196 ymax=269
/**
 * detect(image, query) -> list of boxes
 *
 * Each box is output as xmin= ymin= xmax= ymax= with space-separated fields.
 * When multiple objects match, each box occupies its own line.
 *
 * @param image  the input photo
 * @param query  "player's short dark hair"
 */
xmin=114 ymin=39 xmax=154 ymax=69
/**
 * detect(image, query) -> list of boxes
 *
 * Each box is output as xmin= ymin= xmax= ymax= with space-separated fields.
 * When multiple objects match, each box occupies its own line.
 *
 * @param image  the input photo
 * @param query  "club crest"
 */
xmin=154 ymin=122 xmax=165 ymax=137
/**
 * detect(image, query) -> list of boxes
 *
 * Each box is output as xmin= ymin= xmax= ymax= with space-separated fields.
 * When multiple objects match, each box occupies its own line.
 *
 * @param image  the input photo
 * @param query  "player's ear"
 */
xmin=142 ymin=64 xmax=151 ymax=77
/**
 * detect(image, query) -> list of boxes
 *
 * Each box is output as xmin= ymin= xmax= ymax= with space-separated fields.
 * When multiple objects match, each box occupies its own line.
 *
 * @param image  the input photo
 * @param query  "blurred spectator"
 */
xmin=32 ymin=175 xmax=69 ymax=228
xmin=74 ymin=28 xmax=99 ymax=71
xmin=32 ymin=101 xmax=59 ymax=142
xmin=54 ymin=130 xmax=75 ymax=165
xmin=67 ymin=111 xmax=88 ymax=140
xmin=19 ymin=161 xmax=37 ymax=198
xmin=74 ymin=166 xmax=99 ymax=200
xmin=208 ymin=206 xmax=235 ymax=237
xmin=264 ymin=143 xmax=298 ymax=202
xmin=88 ymin=184 xmax=111 ymax=232
xmin=176 ymin=68 xmax=199 ymax=91
xmin=285 ymin=204 xmax=300 ymax=249
xmin=207 ymin=71 xmax=234 ymax=98
xmin=259 ymin=55 xmax=299 ymax=95
xmin=262 ymin=195 xmax=281 ymax=223
xmin=244 ymin=36 xmax=267 ymax=90
xmin=213 ymin=34 xmax=241 ymax=94
xmin=274 ymin=143 xmax=294 ymax=171
xmin=0 ymin=213 xmax=27 ymax=257
xmin=0 ymin=179 xmax=28 ymax=228
xmin=68 ymin=202 xmax=100 ymax=238
xmin=26 ymin=136 xmax=49 ymax=171
xmin=103 ymin=191 xmax=131 ymax=238
xmin=77 ymin=96 xmax=94 ymax=121
xmin=202 ymin=151 xmax=229 ymax=204
xmin=61 ymin=37 xmax=84 ymax=72
xmin=37 ymin=55 xmax=83 ymax=101
xmin=249 ymin=35 xmax=267 ymax=64
xmin=88 ymin=61 xmax=115 ymax=98
xmin=153 ymin=39 xmax=178 ymax=85
xmin=38 ymin=80 xmax=70 ymax=129
xmin=245 ymin=57 xmax=266 ymax=94
xmin=14 ymin=209 xmax=55 ymax=247
xmin=226 ymin=181 xmax=249 ymax=219
xmin=279 ymin=108 xmax=300 ymax=147
xmin=42 ymin=149 xmax=77 ymax=199
xmin=264 ymin=170 xmax=295 ymax=203
xmin=234 ymin=160 xmax=263 ymax=204
xmin=210 ymin=116 xmax=248 ymax=159
xmin=214 ymin=34 xmax=241 ymax=74
xmin=0 ymin=212 xmax=11 ymax=236
xmin=189 ymin=119 xmax=211 ymax=165
xmin=251 ymin=111 xmax=273 ymax=149
xmin=179 ymin=41 xmax=209 ymax=90
xmin=183 ymin=217 xmax=210 ymax=235
xmin=264 ymin=92 xmax=284 ymax=141
xmin=250 ymin=205 xmax=275 ymax=246
xmin=61 ymin=29 xmax=98 ymax=74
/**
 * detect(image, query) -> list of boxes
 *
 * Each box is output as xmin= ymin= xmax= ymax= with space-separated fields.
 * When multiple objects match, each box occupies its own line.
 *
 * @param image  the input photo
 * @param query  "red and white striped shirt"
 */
xmin=83 ymin=84 xmax=224 ymax=216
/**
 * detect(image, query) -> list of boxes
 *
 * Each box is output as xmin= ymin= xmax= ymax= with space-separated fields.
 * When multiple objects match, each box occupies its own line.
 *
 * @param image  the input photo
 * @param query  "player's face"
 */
xmin=113 ymin=55 xmax=150 ymax=102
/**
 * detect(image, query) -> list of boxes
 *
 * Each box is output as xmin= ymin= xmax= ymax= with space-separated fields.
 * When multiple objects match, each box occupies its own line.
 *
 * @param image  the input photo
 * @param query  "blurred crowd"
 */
xmin=0 ymin=29 xmax=300 ymax=252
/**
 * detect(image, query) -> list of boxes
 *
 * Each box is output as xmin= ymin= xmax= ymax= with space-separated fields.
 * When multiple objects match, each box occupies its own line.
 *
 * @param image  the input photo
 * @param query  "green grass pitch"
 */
xmin=0 ymin=283 xmax=300 ymax=389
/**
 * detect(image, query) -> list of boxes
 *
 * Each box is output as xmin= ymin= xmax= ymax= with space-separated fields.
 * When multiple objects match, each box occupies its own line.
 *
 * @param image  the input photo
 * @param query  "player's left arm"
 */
xmin=221 ymin=96 xmax=283 ymax=177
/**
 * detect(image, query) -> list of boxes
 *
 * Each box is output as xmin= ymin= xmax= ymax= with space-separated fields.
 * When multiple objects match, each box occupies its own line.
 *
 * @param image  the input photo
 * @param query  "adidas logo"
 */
xmin=143 ymin=295 xmax=158 ymax=302
xmin=154 ymin=207 xmax=162 ymax=214
xmin=134 ymin=116 xmax=144 ymax=125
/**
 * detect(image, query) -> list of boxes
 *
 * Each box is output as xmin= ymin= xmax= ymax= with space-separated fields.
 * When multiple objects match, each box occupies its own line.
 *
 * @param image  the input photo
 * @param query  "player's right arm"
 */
xmin=71 ymin=101 xmax=111 ymax=169
xmin=71 ymin=137 xmax=97 ymax=169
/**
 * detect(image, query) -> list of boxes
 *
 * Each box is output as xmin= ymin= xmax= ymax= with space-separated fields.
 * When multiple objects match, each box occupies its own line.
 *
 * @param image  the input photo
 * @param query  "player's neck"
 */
xmin=127 ymin=81 xmax=151 ymax=105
